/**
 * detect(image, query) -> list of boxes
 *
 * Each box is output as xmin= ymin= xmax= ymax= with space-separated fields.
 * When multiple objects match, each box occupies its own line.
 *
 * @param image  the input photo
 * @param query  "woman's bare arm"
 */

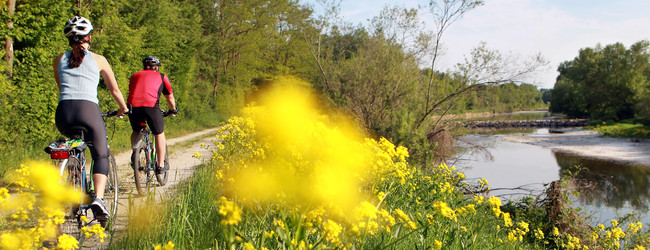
xmin=92 ymin=53 xmax=129 ymax=116
xmin=53 ymin=53 xmax=64 ymax=92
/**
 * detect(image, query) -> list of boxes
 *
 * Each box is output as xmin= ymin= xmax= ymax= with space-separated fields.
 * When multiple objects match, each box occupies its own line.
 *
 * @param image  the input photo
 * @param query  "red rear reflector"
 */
xmin=50 ymin=151 xmax=69 ymax=159
xmin=140 ymin=122 xmax=146 ymax=127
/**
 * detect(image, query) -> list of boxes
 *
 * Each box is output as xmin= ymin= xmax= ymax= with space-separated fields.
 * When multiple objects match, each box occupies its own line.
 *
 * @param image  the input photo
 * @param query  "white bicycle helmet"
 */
xmin=63 ymin=16 xmax=93 ymax=38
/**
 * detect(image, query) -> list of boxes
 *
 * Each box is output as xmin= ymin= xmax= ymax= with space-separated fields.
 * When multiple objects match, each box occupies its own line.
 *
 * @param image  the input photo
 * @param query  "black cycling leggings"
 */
xmin=55 ymin=100 xmax=109 ymax=176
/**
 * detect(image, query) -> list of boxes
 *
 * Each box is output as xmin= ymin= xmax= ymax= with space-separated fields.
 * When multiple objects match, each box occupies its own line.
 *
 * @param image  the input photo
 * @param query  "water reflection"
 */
xmin=555 ymin=152 xmax=650 ymax=225
xmin=456 ymin=130 xmax=650 ymax=226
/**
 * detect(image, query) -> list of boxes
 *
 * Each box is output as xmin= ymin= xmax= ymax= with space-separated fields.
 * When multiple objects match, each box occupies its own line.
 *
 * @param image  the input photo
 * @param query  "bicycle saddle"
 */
xmin=62 ymin=126 xmax=88 ymax=140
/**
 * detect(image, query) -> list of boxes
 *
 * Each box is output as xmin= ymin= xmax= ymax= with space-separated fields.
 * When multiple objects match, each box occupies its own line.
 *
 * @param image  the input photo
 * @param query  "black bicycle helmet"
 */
xmin=143 ymin=56 xmax=161 ymax=67
xmin=63 ymin=16 xmax=93 ymax=38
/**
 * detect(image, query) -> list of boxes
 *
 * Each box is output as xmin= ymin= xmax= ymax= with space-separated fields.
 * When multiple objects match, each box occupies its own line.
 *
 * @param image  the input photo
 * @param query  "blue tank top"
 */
xmin=58 ymin=50 xmax=100 ymax=104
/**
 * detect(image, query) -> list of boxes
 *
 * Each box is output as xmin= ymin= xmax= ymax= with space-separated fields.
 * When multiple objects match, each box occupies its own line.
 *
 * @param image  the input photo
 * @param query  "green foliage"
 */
xmin=592 ymin=122 xmax=650 ymax=138
xmin=550 ymin=41 xmax=650 ymax=121
xmin=0 ymin=0 xmax=550 ymax=174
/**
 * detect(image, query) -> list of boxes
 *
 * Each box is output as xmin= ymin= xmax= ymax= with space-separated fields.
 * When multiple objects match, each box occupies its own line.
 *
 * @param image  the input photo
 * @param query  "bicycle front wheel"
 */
xmin=103 ymin=149 xmax=119 ymax=229
xmin=132 ymin=143 xmax=151 ymax=195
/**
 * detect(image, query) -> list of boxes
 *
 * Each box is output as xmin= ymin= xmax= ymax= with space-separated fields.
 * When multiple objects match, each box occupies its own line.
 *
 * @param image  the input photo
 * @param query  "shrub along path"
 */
xmin=85 ymin=128 xmax=216 ymax=249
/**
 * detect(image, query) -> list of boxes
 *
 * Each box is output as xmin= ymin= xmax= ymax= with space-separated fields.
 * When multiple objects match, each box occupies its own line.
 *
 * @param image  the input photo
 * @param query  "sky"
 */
xmin=301 ymin=0 xmax=650 ymax=89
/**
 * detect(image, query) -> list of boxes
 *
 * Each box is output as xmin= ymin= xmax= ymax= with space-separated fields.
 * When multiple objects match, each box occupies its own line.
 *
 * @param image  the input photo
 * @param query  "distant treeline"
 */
xmin=0 ymin=0 xmax=547 ymax=164
xmin=550 ymin=40 xmax=650 ymax=123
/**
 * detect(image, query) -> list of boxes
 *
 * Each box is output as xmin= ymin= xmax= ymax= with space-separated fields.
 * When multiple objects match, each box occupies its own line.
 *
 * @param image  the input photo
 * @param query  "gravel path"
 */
xmin=85 ymin=128 xmax=217 ymax=249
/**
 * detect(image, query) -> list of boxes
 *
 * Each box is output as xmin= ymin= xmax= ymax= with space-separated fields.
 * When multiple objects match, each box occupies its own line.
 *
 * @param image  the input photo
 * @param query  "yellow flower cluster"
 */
xmin=506 ymin=221 xmax=529 ymax=242
xmin=393 ymin=208 xmax=417 ymax=230
xmin=154 ymin=241 xmax=175 ymax=250
xmin=217 ymin=196 xmax=242 ymax=226
xmin=350 ymin=201 xmax=396 ymax=236
xmin=433 ymin=201 xmax=457 ymax=222
xmin=323 ymin=219 xmax=343 ymax=244
xmin=0 ymin=162 xmax=83 ymax=249
xmin=209 ymin=77 xmax=647 ymax=249
xmin=487 ymin=196 xmax=502 ymax=217
xmin=81 ymin=224 xmax=107 ymax=243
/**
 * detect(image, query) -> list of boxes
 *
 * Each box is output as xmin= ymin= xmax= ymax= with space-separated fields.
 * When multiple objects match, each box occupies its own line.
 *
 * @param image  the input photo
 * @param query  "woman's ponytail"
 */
xmin=67 ymin=36 xmax=89 ymax=69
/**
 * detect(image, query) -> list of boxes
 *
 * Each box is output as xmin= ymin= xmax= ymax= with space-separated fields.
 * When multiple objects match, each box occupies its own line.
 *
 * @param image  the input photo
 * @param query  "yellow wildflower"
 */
xmin=507 ymin=231 xmax=517 ymax=242
xmin=517 ymin=221 xmax=529 ymax=233
xmin=433 ymin=201 xmax=457 ymax=222
xmin=273 ymin=219 xmax=286 ymax=230
xmin=323 ymin=219 xmax=342 ymax=244
xmin=433 ymin=239 xmax=442 ymax=249
xmin=356 ymin=201 xmax=378 ymax=220
xmin=81 ymin=224 xmax=107 ymax=243
xmin=154 ymin=241 xmax=175 ymax=250
xmin=376 ymin=191 xmax=386 ymax=202
xmin=56 ymin=234 xmax=79 ymax=250
xmin=551 ymin=227 xmax=559 ymax=237
xmin=243 ymin=242 xmax=255 ymax=250
xmin=502 ymin=212 xmax=513 ymax=227
xmin=533 ymin=228 xmax=544 ymax=239
xmin=393 ymin=208 xmax=410 ymax=222
xmin=217 ymin=197 xmax=242 ymax=226
xmin=474 ymin=195 xmax=484 ymax=205
xmin=627 ymin=222 xmax=643 ymax=233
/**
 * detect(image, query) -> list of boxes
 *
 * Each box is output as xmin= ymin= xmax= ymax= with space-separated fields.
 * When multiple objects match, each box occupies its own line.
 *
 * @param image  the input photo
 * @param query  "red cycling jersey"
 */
xmin=127 ymin=70 xmax=173 ymax=107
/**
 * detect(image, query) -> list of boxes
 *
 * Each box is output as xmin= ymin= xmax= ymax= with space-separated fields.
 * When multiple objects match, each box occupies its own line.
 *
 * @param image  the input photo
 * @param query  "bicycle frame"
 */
xmin=132 ymin=116 xmax=170 ymax=194
xmin=47 ymin=110 xmax=120 ymax=234
xmin=142 ymin=128 xmax=156 ymax=171
xmin=139 ymin=127 xmax=159 ymax=175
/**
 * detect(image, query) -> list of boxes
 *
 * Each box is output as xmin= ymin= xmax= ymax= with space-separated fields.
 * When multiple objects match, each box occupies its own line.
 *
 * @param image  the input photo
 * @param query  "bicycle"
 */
xmin=45 ymin=111 xmax=120 ymax=238
xmin=131 ymin=109 xmax=175 ymax=195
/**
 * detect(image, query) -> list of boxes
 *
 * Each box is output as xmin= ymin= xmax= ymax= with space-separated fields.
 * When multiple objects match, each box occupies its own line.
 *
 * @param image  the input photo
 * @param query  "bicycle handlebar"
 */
xmin=102 ymin=109 xmax=132 ymax=117
xmin=161 ymin=108 xmax=178 ymax=117
xmin=102 ymin=110 xmax=119 ymax=117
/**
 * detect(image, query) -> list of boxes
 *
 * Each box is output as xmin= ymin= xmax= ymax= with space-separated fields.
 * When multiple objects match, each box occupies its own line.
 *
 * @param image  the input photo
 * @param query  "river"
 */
xmin=453 ymin=113 xmax=650 ymax=227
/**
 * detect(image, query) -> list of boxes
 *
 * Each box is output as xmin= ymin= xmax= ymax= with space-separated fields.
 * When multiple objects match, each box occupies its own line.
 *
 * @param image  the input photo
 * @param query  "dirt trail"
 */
xmin=85 ymin=128 xmax=217 ymax=249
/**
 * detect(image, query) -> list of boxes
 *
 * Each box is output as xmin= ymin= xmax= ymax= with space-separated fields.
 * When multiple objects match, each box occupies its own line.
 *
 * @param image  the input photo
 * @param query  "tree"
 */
xmin=551 ymin=41 xmax=650 ymax=121
xmin=3 ymin=0 xmax=14 ymax=77
xmin=418 ymin=0 xmax=483 ymax=129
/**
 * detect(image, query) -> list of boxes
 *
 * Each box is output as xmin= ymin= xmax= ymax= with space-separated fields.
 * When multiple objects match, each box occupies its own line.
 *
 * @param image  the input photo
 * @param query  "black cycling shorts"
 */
xmin=55 ymin=100 xmax=110 ymax=176
xmin=129 ymin=106 xmax=164 ymax=135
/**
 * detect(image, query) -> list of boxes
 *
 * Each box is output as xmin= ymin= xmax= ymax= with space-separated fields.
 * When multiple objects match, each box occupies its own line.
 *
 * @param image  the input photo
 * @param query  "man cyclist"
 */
xmin=127 ymin=56 xmax=177 ymax=174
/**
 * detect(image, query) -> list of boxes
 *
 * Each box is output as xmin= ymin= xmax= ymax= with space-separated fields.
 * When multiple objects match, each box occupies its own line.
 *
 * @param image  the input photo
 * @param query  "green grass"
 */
xmin=0 ymin=111 xmax=225 ymax=179
xmin=113 ymin=162 xmax=220 ymax=249
xmin=112 ymin=110 xmax=650 ymax=249
xmin=592 ymin=122 xmax=650 ymax=138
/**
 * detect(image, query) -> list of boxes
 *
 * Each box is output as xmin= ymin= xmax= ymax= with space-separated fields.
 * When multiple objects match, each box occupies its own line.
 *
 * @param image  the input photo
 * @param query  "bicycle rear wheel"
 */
xmin=102 ymin=149 xmax=119 ymax=229
xmin=155 ymin=147 xmax=169 ymax=186
xmin=132 ymin=143 xmax=151 ymax=195
xmin=59 ymin=158 xmax=83 ymax=238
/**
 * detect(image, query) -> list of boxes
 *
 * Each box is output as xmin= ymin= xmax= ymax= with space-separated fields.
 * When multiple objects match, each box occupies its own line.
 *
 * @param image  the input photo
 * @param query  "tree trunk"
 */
xmin=4 ymin=0 xmax=16 ymax=78
xmin=213 ymin=68 xmax=220 ymax=97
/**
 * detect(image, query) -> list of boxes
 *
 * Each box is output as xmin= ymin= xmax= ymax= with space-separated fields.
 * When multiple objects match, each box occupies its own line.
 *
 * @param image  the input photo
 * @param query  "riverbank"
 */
xmin=501 ymin=128 xmax=650 ymax=167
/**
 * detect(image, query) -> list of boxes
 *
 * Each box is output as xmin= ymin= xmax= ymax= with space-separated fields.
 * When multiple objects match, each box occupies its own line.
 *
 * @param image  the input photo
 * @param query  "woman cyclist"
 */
xmin=53 ymin=16 xmax=129 ymax=221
